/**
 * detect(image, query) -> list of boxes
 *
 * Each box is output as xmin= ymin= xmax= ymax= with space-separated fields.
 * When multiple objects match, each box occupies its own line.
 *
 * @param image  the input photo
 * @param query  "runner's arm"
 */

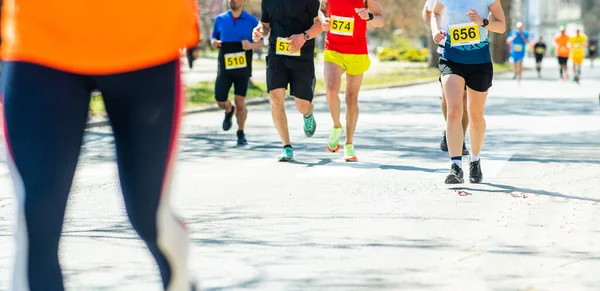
xmin=366 ymin=0 xmax=384 ymax=28
xmin=486 ymin=0 xmax=506 ymax=34
xmin=422 ymin=2 xmax=432 ymax=28
xmin=430 ymin=1 xmax=444 ymax=34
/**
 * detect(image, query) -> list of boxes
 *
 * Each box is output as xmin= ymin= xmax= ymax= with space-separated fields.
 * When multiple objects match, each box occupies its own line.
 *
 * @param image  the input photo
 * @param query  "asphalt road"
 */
xmin=1 ymin=58 xmax=600 ymax=291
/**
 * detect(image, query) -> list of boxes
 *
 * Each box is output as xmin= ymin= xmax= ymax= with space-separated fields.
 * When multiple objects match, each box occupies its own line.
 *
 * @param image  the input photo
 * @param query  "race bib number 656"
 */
xmin=276 ymin=37 xmax=301 ymax=57
xmin=449 ymin=23 xmax=481 ymax=47
xmin=330 ymin=15 xmax=355 ymax=36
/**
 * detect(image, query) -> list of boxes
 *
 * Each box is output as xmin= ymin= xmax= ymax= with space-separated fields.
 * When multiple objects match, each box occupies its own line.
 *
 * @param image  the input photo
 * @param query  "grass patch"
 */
xmin=493 ymin=62 xmax=512 ymax=71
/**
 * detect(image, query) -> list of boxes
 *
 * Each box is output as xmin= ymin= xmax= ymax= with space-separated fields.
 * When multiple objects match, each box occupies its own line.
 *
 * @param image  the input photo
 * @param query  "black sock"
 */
xmin=237 ymin=130 xmax=244 ymax=135
xmin=284 ymin=145 xmax=292 ymax=149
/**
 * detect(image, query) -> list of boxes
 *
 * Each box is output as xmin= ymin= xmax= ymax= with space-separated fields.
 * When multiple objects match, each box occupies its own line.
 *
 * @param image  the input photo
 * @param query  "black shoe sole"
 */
xmin=278 ymin=157 xmax=293 ymax=162
xmin=445 ymin=175 xmax=464 ymax=184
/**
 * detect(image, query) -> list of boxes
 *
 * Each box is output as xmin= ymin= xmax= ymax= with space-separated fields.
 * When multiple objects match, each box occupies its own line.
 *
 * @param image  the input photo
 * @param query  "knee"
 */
xmin=468 ymin=111 xmax=486 ymax=126
xmin=446 ymin=103 xmax=464 ymax=121
xmin=270 ymin=94 xmax=285 ymax=110
xmin=234 ymin=97 xmax=246 ymax=111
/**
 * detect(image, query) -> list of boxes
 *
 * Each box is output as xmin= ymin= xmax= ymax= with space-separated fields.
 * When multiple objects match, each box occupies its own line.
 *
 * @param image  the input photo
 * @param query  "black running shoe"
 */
xmin=469 ymin=160 xmax=483 ymax=183
xmin=445 ymin=164 xmax=464 ymax=184
xmin=237 ymin=130 xmax=247 ymax=145
xmin=440 ymin=130 xmax=448 ymax=152
xmin=462 ymin=142 xmax=470 ymax=156
xmin=222 ymin=105 xmax=235 ymax=131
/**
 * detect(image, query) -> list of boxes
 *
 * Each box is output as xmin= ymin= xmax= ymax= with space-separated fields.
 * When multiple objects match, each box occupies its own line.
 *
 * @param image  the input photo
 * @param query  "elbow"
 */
xmin=498 ymin=22 xmax=507 ymax=34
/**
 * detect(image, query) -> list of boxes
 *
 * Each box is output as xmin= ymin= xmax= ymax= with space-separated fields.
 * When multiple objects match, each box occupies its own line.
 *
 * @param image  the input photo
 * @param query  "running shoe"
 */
xmin=440 ymin=130 xmax=448 ymax=152
xmin=303 ymin=114 xmax=316 ymax=137
xmin=222 ymin=105 xmax=235 ymax=131
xmin=445 ymin=164 xmax=464 ymax=184
xmin=344 ymin=144 xmax=358 ymax=162
xmin=279 ymin=147 xmax=294 ymax=162
xmin=469 ymin=160 xmax=483 ymax=183
xmin=327 ymin=127 xmax=343 ymax=152
xmin=237 ymin=130 xmax=247 ymax=145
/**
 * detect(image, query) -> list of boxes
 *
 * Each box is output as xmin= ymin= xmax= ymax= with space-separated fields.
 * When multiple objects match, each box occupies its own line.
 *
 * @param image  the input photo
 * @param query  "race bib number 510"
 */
xmin=276 ymin=37 xmax=301 ymax=56
xmin=224 ymin=52 xmax=247 ymax=70
xmin=449 ymin=23 xmax=481 ymax=47
xmin=330 ymin=15 xmax=355 ymax=36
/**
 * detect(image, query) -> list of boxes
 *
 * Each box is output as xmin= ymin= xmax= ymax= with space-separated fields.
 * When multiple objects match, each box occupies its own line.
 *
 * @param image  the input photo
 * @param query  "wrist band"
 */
xmin=368 ymin=12 xmax=374 ymax=21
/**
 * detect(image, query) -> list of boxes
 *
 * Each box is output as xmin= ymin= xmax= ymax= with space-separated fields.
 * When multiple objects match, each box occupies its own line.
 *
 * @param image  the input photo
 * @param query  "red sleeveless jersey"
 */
xmin=324 ymin=0 xmax=368 ymax=55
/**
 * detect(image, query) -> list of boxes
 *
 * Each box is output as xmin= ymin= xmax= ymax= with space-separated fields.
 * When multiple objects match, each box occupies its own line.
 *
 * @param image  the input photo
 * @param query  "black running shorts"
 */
xmin=558 ymin=56 xmax=569 ymax=65
xmin=215 ymin=73 xmax=250 ymax=102
xmin=535 ymin=54 xmax=544 ymax=63
xmin=266 ymin=55 xmax=316 ymax=102
xmin=439 ymin=59 xmax=493 ymax=92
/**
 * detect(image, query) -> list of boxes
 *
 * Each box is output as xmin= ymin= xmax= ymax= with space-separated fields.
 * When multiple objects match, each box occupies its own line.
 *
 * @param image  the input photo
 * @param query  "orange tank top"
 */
xmin=1 ymin=0 xmax=200 ymax=74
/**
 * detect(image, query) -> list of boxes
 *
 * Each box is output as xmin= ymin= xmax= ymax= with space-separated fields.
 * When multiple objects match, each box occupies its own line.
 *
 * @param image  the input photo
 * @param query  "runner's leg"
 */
xmin=3 ymin=61 xmax=92 ymax=291
xmin=324 ymin=61 xmax=344 ymax=129
xmin=344 ymin=73 xmax=364 ymax=145
xmin=95 ymin=60 xmax=191 ymax=291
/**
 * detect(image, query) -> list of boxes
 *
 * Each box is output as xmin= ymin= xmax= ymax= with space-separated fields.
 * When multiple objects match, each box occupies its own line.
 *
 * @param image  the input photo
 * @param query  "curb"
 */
xmin=86 ymin=69 xmax=512 ymax=129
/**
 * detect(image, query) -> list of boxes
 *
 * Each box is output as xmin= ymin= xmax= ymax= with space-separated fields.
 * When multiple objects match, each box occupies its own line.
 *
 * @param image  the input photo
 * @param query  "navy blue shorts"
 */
xmin=1 ymin=60 xmax=191 ymax=290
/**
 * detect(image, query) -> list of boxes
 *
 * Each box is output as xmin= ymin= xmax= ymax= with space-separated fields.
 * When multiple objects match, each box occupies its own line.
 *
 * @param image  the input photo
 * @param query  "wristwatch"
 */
xmin=482 ymin=18 xmax=489 ymax=27
xmin=303 ymin=32 xmax=310 ymax=40
xmin=368 ymin=12 xmax=374 ymax=21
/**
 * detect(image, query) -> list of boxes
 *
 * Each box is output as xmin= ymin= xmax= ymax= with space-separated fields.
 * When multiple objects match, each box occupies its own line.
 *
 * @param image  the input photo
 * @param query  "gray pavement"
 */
xmin=1 ymin=57 xmax=600 ymax=291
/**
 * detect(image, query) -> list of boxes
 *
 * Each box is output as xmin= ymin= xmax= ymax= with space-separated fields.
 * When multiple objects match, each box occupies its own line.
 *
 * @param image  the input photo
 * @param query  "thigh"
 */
xmin=289 ymin=58 xmax=316 ymax=102
xmin=215 ymin=74 xmax=233 ymax=102
xmin=94 ymin=59 xmax=181 ymax=213
xmin=465 ymin=63 xmax=493 ymax=93
xmin=232 ymin=74 xmax=250 ymax=97
xmin=266 ymin=55 xmax=289 ymax=92
xmin=324 ymin=59 xmax=344 ymax=92
xmin=2 ymin=61 xmax=92 ymax=202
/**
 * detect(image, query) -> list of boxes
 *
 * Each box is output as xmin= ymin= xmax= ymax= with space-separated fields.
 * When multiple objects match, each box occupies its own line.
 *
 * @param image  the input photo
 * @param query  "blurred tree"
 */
xmin=582 ymin=0 xmax=600 ymax=37
xmin=490 ymin=0 xmax=512 ymax=63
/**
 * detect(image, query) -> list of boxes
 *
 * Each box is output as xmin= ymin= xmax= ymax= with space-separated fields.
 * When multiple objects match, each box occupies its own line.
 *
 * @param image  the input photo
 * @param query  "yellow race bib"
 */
xmin=276 ymin=37 xmax=301 ymax=57
xmin=513 ymin=44 xmax=523 ymax=52
xmin=591 ymin=45 xmax=597 ymax=51
xmin=330 ymin=15 xmax=355 ymax=36
xmin=535 ymin=47 xmax=545 ymax=54
xmin=449 ymin=23 xmax=481 ymax=47
xmin=224 ymin=52 xmax=247 ymax=70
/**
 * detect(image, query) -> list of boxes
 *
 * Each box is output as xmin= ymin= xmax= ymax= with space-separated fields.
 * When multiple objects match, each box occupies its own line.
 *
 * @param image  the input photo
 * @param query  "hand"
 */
xmin=288 ymin=34 xmax=306 ymax=53
xmin=466 ymin=8 xmax=483 ymax=26
xmin=252 ymin=26 xmax=264 ymax=42
xmin=322 ymin=17 xmax=331 ymax=32
xmin=355 ymin=8 xmax=370 ymax=20
xmin=211 ymin=39 xmax=222 ymax=50
xmin=433 ymin=30 xmax=446 ymax=44
xmin=242 ymin=40 xmax=252 ymax=50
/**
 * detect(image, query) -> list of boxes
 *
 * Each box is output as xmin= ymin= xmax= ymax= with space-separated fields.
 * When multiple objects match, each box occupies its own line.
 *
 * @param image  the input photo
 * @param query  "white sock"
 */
xmin=451 ymin=159 xmax=462 ymax=168
xmin=471 ymin=154 xmax=480 ymax=162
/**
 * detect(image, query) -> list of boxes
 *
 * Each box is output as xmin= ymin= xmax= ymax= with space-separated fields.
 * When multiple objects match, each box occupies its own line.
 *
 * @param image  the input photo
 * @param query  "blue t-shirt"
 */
xmin=508 ymin=30 xmax=529 ymax=53
xmin=212 ymin=11 xmax=259 ymax=42
xmin=439 ymin=0 xmax=494 ymax=64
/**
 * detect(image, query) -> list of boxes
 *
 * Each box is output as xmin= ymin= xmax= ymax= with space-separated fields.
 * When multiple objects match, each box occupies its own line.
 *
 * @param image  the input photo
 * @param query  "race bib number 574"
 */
xmin=449 ymin=23 xmax=481 ymax=47
xmin=330 ymin=15 xmax=355 ymax=36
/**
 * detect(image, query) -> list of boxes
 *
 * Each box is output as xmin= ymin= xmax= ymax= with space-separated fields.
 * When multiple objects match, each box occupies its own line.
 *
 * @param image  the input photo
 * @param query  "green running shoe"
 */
xmin=344 ymin=144 xmax=358 ymax=162
xmin=278 ymin=147 xmax=294 ymax=162
xmin=327 ymin=127 xmax=343 ymax=152
xmin=303 ymin=114 xmax=316 ymax=137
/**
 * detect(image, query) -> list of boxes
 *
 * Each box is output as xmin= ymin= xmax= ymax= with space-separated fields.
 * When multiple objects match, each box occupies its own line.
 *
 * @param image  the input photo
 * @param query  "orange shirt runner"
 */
xmin=1 ymin=0 xmax=200 ymax=74
xmin=555 ymin=34 xmax=570 ymax=58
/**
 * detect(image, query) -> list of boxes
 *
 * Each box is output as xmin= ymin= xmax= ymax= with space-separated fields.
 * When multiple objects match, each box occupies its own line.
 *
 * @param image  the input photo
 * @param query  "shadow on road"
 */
xmin=449 ymin=182 xmax=600 ymax=203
